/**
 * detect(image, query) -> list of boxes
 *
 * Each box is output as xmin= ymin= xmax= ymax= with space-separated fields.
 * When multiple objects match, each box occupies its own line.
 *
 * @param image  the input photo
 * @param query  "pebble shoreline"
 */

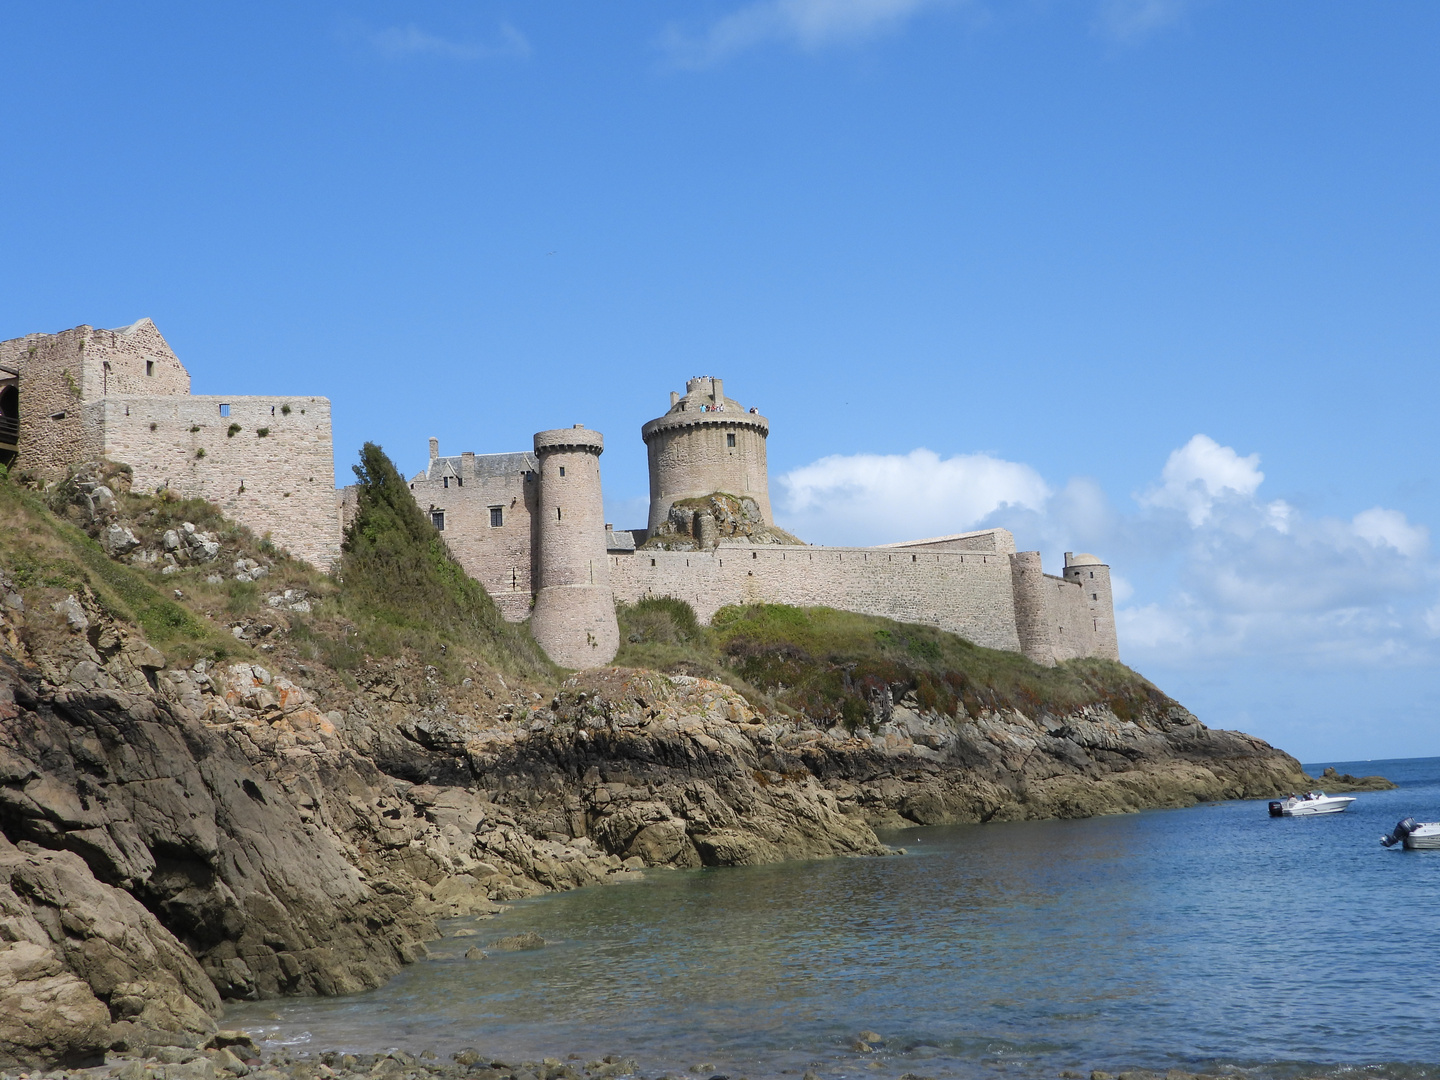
xmin=0 ymin=1041 xmax=1358 ymax=1080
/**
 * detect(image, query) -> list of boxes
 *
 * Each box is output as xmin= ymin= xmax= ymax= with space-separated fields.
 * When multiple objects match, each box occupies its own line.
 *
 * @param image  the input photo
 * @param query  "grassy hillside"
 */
xmin=0 ymin=445 xmax=552 ymax=685
xmin=616 ymin=596 xmax=1174 ymax=726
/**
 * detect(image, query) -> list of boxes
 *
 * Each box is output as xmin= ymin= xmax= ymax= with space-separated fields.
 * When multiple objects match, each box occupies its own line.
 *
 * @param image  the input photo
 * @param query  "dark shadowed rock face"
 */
xmin=0 ymin=654 xmax=431 ymax=1066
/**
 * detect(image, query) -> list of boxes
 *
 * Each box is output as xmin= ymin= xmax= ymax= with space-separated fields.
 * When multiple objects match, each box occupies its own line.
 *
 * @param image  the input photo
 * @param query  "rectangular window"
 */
xmin=557 ymin=507 xmax=562 ymax=520
xmin=1092 ymin=593 xmax=1098 ymax=601
xmin=559 ymin=466 xmax=566 ymax=477
xmin=219 ymin=403 xmax=230 ymax=417
xmin=490 ymin=507 xmax=503 ymax=527
xmin=145 ymin=360 xmax=154 ymax=376
xmin=443 ymin=476 xmax=449 ymax=488
xmin=727 ymin=433 xmax=736 ymax=447
xmin=431 ymin=511 xmax=445 ymax=531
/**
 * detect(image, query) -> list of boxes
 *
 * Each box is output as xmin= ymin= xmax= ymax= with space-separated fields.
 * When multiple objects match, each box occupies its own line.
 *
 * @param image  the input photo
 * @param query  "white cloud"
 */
xmin=776 ymin=433 xmax=1439 ymax=670
xmin=364 ymin=23 xmax=530 ymax=62
xmin=660 ymin=0 xmax=947 ymax=67
xmin=776 ymin=447 xmax=1049 ymax=546
xmin=1352 ymin=507 xmax=1430 ymax=559
xmin=1140 ymin=433 xmax=1265 ymax=526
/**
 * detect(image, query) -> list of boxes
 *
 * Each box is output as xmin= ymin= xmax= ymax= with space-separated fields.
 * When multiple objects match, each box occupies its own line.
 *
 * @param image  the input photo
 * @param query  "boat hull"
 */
xmin=1404 ymin=827 xmax=1440 ymax=850
xmin=1269 ymin=794 xmax=1356 ymax=817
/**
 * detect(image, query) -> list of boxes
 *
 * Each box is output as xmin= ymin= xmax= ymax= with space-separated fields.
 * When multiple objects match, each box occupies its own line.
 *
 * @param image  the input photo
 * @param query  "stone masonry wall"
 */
xmin=5 ymin=327 xmax=99 ymax=476
xmin=1061 ymin=561 xmax=1120 ymax=661
xmin=1040 ymin=574 xmax=1100 ymax=663
xmin=410 ymin=451 xmax=538 ymax=623
xmin=611 ymin=543 xmax=1023 ymax=653
xmin=3 ymin=320 xmax=192 ymax=478
xmin=645 ymin=421 xmax=772 ymax=532
xmin=530 ymin=429 xmax=620 ymax=668
xmin=93 ymin=395 xmax=341 ymax=570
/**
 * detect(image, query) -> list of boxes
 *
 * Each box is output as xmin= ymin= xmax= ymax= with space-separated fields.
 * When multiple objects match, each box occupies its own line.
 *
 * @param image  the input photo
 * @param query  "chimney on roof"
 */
xmin=429 ymin=437 xmax=439 ymax=461
xmin=670 ymin=391 xmax=679 ymax=407
xmin=461 ymin=451 xmax=475 ymax=479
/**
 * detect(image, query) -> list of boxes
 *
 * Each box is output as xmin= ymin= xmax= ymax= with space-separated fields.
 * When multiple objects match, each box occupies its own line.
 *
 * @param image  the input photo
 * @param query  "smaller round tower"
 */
xmin=529 ymin=426 xmax=619 ymax=669
xmin=1063 ymin=553 xmax=1120 ymax=661
xmin=1010 ymin=550 xmax=1055 ymax=666
xmin=642 ymin=376 xmax=771 ymax=533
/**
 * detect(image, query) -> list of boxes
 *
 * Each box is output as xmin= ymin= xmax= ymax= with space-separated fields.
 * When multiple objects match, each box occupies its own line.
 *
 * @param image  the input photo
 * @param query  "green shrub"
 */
xmin=339 ymin=442 xmax=551 ymax=678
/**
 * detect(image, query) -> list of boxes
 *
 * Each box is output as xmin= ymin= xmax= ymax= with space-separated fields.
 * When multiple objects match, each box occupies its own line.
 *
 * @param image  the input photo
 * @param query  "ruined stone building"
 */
xmin=0 ymin=320 xmax=341 ymax=569
xmin=411 ymin=376 xmax=1120 ymax=670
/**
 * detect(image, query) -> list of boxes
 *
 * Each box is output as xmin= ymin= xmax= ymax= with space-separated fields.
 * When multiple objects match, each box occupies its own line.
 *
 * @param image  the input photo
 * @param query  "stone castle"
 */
xmin=2 ymin=322 xmax=1119 ymax=670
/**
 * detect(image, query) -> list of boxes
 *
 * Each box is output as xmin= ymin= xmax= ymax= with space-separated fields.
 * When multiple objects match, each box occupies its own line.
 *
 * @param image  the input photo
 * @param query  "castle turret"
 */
xmin=1010 ymin=550 xmax=1055 ymax=666
xmin=641 ymin=376 xmax=771 ymax=533
xmin=529 ymin=425 xmax=619 ymax=668
xmin=1063 ymin=553 xmax=1120 ymax=661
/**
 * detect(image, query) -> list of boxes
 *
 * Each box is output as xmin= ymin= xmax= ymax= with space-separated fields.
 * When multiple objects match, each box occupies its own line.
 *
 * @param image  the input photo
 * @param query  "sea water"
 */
xmin=226 ymin=757 xmax=1440 ymax=1079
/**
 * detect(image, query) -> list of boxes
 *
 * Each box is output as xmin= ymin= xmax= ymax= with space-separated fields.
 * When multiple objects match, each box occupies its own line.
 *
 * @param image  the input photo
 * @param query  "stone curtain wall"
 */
xmin=411 ymin=452 xmax=538 ymax=623
xmin=878 ymin=528 xmax=1017 ymax=555
xmin=611 ymin=544 xmax=1024 ymax=654
xmin=94 ymin=395 xmax=341 ymax=570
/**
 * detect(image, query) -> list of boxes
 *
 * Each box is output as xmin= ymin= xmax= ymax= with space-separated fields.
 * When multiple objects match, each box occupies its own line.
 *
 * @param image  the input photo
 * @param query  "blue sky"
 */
xmin=3 ymin=1 xmax=1437 ymax=762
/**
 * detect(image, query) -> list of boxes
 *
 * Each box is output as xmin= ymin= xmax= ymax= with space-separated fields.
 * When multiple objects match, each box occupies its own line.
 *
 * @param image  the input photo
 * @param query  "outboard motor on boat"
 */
xmin=1268 ymin=800 xmax=1285 ymax=817
xmin=1381 ymin=817 xmax=1419 ymax=847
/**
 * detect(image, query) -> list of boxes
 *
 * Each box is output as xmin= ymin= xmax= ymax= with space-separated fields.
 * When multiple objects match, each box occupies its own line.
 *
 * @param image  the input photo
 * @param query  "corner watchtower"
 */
xmin=529 ymin=425 xmax=619 ymax=669
xmin=1063 ymin=553 xmax=1120 ymax=661
xmin=641 ymin=376 xmax=772 ymax=533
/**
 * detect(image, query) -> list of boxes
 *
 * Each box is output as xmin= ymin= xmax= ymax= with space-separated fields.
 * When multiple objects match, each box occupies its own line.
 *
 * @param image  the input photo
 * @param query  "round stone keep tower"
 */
xmin=641 ymin=376 xmax=772 ymax=533
xmin=529 ymin=426 xmax=619 ymax=669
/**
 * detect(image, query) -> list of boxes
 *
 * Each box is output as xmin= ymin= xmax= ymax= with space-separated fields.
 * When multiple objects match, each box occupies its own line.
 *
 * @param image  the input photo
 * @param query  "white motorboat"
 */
xmin=1381 ymin=818 xmax=1440 ymax=849
xmin=1268 ymin=791 xmax=1356 ymax=817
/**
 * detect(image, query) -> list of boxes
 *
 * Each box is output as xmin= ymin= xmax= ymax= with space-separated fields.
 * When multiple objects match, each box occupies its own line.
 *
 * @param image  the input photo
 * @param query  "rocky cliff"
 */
xmin=0 ymin=463 xmax=1314 ymax=1069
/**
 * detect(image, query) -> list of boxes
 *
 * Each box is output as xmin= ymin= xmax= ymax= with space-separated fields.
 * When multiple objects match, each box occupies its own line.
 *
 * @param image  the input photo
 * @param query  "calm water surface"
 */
xmin=227 ymin=757 xmax=1440 ymax=1079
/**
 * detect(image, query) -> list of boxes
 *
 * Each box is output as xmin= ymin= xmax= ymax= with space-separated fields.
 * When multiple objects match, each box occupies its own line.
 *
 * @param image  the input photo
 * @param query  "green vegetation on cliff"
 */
xmin=338 ymin=442 xmax=551 ymax=679
xmin=616 ymin=596 xmax=1172 ymax=726
xmin=0 ymin=446 xmax=551 ymax=682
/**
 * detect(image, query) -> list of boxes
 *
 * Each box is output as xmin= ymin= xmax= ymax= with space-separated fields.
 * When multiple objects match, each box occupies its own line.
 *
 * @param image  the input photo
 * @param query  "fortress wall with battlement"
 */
xmin=411 ymin=452 xmax=538 ymax=623
xmin=92 ymin=395 xmax=341 ymax=570
xmin=610 ymin=543 xmax=1023 ymax=653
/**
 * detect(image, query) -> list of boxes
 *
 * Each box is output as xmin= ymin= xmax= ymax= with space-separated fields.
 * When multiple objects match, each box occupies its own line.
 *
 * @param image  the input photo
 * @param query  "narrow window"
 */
xmin=1089 ymin=571 xmax=1094 ymax=579
xmin=651 ymin=558 xmax=656 ymax=567
xmin=146 ymin=360 xmax=154 ymax=376
xmin=219 ymin=403 xmax=230 ymax=417
xmin=431 ymin=510 xmax=445 ymax=530
xmin=457 ymin=477 xmax=463 ymax=487
xmin=727 ymin=433 xmax=736 ymax=448
xmin=490 ymin=507 xmax=503 ymax=527
xmin=1092 ymin=593 xmax=1098 ymax=601
xmin=557 ymin=507 xmax=562 ymax=520
xmin=443 ymin=476 xmax=449 ymax=489
xmin=559 ymin=466 xmax=566 ymax=477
